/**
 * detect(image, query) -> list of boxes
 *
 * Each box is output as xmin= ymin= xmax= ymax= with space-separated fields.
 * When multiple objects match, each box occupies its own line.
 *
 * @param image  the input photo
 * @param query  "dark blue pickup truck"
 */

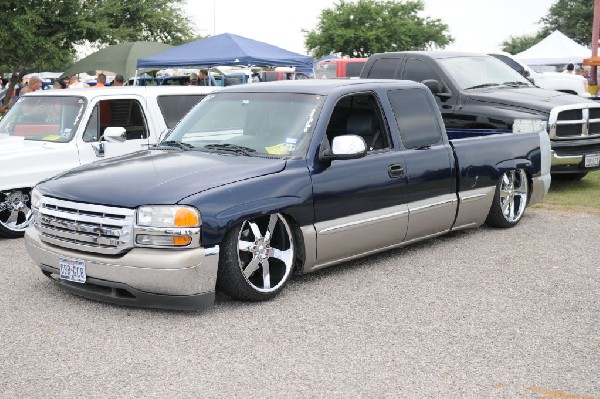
xmin=24 ymin=79 xmax=551 ymax=310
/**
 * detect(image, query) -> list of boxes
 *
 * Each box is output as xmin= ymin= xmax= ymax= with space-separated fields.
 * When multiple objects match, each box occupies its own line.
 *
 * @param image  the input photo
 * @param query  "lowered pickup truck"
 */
xmin=0 ymin=85 xmax=216 ymax=238
xmin=24 ymin=79 xmax=550 ymax=310
xmin=360 ymin=51 xmax=600 ymax=180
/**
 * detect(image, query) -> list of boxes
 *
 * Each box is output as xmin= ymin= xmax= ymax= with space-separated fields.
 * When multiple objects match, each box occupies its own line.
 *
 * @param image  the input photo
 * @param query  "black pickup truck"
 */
xmin=360 ymin=51 xmax=600 ymax=179
xmin=25 ymin=79 xmax=550 ymax=310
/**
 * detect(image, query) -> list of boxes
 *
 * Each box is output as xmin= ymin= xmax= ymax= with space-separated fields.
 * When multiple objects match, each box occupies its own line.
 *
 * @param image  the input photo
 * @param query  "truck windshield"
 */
xmin=164 ymin=92 xmax=324 ymax=158
xmin=439 ymin=56 xmax=533 ymax=90
xmin=0 ymin=96 xmax=86 ymax=142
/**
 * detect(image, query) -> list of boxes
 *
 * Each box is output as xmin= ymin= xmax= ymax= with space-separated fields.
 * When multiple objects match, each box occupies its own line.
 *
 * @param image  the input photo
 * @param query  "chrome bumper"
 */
xmin=24 ymin=227 xmax=219 ymax=310
xmin=551 ymin=150 xmax=584 ymax=166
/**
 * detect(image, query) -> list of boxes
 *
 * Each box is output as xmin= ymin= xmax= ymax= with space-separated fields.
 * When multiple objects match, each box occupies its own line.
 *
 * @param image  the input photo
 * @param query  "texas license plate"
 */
xmin=59 ymin=257 xmax=86 ymax=283
xmin=585 ymin=153 xmax=600 ymax=168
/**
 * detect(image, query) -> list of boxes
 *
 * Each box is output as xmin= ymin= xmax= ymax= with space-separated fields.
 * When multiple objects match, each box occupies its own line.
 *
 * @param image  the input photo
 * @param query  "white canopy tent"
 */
xmin=515 ymin=30 xmax=591 ymax=66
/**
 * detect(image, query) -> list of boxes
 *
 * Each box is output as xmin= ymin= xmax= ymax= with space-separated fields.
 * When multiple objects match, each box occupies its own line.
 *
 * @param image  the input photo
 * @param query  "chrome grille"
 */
xmin=549 ymin=103 xmax=600 ymax=140
xmin=34 ymin=196 xmax=135 ymax=255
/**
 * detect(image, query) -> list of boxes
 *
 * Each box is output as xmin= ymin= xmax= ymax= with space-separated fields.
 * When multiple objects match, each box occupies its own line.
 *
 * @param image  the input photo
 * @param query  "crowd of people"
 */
xmin=0 ymin=73 xmax=127 ymax=116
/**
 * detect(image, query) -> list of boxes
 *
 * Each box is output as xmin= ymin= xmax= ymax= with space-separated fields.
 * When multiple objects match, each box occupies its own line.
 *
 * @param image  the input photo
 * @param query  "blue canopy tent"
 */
xmin=137 ymin=33 xmax=313 ymax=73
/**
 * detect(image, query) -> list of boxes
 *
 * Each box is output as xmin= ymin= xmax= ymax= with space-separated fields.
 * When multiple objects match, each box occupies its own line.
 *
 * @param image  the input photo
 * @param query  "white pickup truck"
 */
xmin=489 ymin=52 xmax=591 ymax=97
xmin=0 ymin=85 xmax=216 ymax=237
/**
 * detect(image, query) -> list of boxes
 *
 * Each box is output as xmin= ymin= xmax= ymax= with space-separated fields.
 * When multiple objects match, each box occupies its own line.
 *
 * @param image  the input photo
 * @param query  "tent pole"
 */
xmin=592 ymin=0 xmax=600 ymax=89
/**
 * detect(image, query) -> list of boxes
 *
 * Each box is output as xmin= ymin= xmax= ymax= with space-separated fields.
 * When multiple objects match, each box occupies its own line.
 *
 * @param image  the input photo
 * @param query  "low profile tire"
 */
xmin=217 ymin=213 xmax=297 ymax=302
xmin=485 ymin=169 xmax=529 ymax=228
xmin=0 ymin=188 xmax=32 ymax=238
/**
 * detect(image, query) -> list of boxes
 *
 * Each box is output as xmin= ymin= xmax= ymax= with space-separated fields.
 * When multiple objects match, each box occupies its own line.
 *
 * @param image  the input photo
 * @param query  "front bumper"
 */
xmin=24 ymin=227 xmax=220 ymax=311
xmin=550 ymin=141 xmax=600 ymax=174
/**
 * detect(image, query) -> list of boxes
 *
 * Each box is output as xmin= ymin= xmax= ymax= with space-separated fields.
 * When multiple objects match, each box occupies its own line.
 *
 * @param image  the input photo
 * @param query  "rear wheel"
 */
xmin=485 ymin=170 xmax=529 ymax=228
xmin=0 ymin=188 xmax=32 ymax=238
xmin=217 ymin=213 xmax=297 ymax=301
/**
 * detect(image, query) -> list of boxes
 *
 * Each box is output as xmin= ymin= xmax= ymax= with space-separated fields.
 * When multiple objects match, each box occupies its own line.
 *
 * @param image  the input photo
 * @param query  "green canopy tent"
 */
xmin=60 ymin=41 xmax=174 ymax=80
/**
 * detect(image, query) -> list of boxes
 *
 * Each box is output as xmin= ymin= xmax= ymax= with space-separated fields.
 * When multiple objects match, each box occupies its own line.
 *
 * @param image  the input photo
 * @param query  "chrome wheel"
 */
xmin=486 ymin=169 xmax=529 ymax=228
xmin=0 ymin=189 xmax=32 ymax=237
xmin=499 ymin=170 xmax=528 ymax=223
xmin=237 ymin=214 xmax=294 ymax=293
xmin=218 ymin=213 xmax=297 ymax=301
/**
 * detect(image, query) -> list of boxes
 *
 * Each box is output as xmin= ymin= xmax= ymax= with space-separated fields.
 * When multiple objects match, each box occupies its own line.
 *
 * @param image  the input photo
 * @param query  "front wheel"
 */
xmin=485 ymin=170 xmax=529 ymax=228
xmin=217 ymin=213 xmax=297 ymax=302
xmin=0 ymin=188 xmax=32 ymax=238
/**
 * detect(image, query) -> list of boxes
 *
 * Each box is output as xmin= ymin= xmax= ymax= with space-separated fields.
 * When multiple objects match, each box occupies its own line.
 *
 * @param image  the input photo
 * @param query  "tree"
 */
xmin=304 ymin=0 xmax=453 ymax=58
xmin=500 ymin=0 xmax=594 ymax=52
xmin=501 ymin=33 xmax=546 ymax=55
xmin=0 ymin=0 xmax=196 ymax=105
xmin=539 ymin=0 xmax=594 ymax=46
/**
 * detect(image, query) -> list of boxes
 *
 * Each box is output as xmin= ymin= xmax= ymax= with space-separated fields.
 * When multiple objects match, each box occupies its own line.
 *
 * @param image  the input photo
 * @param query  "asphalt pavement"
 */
xmin=1 ymin=207 xmax=599 ymax=399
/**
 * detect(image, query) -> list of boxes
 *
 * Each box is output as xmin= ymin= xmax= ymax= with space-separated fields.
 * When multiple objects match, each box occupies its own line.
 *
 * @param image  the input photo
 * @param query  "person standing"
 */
xmin=0 ymin=75 xmax=43 ymax=115
xmin=188 ymin=72 xmax=199 ymax=85
xmin=68 ymin=74 xmax=90 ymax=88
xmin=112 ymin=74 xmax=125 ymax=86
xmin=198 ymin=70 xmax=210 ymax=86
xmin=94 ymin=73 xmax=107 ymax=88
xmin=563 ymin=63 xmax=575 ymax=74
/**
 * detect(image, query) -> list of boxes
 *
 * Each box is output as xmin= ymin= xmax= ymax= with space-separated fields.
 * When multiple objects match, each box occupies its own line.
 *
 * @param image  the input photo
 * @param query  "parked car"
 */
xmin=24 ymin=79 xmax=550 ymax=310
xmin=314 ymin=58 xmax=367 ymax=79
xmin=257 ymin=71 xmax=311 ymax=82
xmin=0 ymin=85 xmax=217 ymax=237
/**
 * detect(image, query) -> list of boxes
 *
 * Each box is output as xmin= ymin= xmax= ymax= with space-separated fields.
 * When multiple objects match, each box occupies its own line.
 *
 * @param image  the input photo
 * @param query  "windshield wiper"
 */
xmin=502 ymin=81 xmax=531 ymax=87
xmin=464 ymin=83 xmax=501 ymax=90
xmin=153 ymin=140 xmax=194 ymax=150
xmin=202 ymin=143 xmax=256 ymax=156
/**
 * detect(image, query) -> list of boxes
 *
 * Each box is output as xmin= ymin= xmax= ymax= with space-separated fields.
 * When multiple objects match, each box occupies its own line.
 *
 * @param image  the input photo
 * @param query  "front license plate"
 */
xmin=59 ymin=257 xmax=86 ymax=284
xmin=585 ymin=153 xmax=600 ymax=168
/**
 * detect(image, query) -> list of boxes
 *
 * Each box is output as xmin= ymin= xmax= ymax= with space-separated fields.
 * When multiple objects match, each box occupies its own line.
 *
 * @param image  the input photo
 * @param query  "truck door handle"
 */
xmin=388 ymin=163 xmax=405 ymax=178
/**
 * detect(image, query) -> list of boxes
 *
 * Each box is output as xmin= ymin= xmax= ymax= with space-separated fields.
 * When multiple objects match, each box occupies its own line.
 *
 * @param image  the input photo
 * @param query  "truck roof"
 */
xmin=370 ymin=51 xmax=493 ymax=60
xmin=23 ymin=85 xmax=218 ymax=99
xmin=214 ymin=79 xmax=426 ymax=95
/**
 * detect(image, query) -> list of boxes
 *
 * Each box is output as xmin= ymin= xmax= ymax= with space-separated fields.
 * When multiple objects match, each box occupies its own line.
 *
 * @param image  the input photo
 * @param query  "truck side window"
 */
xmin=326 ymin=93 xmax=391 ymax=152
xmin=157 ymin=95 xmax=206 ymax=129
xmin=109 ymin=99 xmax=149 ymax=140
xmin=365 ymin=58 xmax=399 ymax=79
xmin=402 ymin=59 xmax=440 ymax=84
xmin=388 ymin=89 xmax=443 ymax=149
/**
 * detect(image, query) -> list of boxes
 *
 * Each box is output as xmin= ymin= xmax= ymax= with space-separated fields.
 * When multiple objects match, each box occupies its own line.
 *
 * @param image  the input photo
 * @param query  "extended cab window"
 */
xmin=402 ymin=58 xmax=440 ymax=83
xmin=325 ymin=93 xmax=391 ymax=152
xmin=388 ymin=89 xmax=443 ymax=149
xmin=365 ymin=58 xmax=399 ymax=79
xmin=157 ymin=95 xmax=206 ymax=129
xmin=82 ymin=99 xmax=149 ymax=142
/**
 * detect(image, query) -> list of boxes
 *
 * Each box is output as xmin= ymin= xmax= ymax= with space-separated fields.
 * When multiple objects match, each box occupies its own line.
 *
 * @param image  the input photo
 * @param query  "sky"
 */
xmin=184 ymin=0 xmax=557 ymax=55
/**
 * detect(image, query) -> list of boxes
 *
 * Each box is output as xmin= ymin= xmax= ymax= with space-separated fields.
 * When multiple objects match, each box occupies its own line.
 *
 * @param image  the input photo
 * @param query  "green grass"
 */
xmin=533 ymin=170 xmax=600 ymax=214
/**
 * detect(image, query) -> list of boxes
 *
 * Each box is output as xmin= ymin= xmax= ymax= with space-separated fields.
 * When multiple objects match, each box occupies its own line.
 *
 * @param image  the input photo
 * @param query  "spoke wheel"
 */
xmin=485 ymin=169 xmax=529 ymax=228
xmin=218 ymin=213 xmax=297 ymax=301
xmin=0 ymin=189 xmax=32 ymax=238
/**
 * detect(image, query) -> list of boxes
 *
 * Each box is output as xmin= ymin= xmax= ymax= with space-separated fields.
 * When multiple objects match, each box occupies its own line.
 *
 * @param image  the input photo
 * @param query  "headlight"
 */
xmin=135 ymin=206 xmax=201 ymax=248
xmin=137 ymin=206 xmax=200 ymax=227
xmin=513 ymin=119 xmax=547 ymax=134
xmin=30 ymin=187 xmax=42 ymax=209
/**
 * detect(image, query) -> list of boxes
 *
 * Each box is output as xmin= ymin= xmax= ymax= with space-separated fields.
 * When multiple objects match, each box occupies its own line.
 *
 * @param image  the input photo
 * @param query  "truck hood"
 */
xmin=0 ymin=135 xmax=81 ymax=190
xmin=39 ymin=150 xmax=287 ymax=207
xmin=467 ymin=86 xmax=594 ymax=114
xmin=0 ymin=134 xmax=56 ymax=156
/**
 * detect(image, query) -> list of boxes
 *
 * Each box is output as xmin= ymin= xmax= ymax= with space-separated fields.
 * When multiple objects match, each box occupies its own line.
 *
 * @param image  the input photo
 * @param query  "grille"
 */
xmin=549 ymin=104 xmax=600 ymax=140
xmin=35 ymin=196 xmax=135 ymax=255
